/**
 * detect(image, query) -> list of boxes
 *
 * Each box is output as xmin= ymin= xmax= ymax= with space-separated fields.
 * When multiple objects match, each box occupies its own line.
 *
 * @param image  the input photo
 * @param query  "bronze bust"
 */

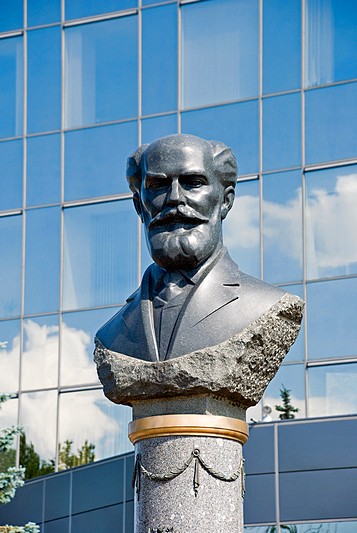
xmin=96 ymin=134 xmax=289 ymax=362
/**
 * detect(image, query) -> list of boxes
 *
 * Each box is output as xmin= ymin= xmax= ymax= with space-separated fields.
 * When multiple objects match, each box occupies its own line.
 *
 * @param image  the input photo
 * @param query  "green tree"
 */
xmin=0 ymin=390 xmax=40 ymax=533
xmin=275 ymin=385 xmax=299 ymax=420
xmin=19 ymin=434 xmax=55 ymax=481
xmin=58 ymin=439 xmax=95 ymax=470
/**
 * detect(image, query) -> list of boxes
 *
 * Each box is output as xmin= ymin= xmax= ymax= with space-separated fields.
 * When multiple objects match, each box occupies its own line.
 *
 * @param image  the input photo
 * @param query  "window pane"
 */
xmin=63 ymin=200 xmax=138 ymax=311
xmin=60 ymin=308 xmax=115 ymax=387
xmin=64 ymin=122 xmax=137 ymax=201
xmin=264 ymin=363 xmax=306 ymax=419
xmin=305 ymin=83 xmax=357 ymax=165
xmin=0 ymin=319 xmax=20 ymax=393
xmin=27 ymin=27 xmax=61 ymax=134
xmin=65 ymin=0 xmax=137 ymax=20
xmin=306 ymin=165 xmax=357 ymax=279
xmin=305 ymin=0 xmax=357 ymax=88
xmin=26 ymin=134 xmax=61 ymax=207
xmin=59 ymin=389 xmax=132 ymax=461
xmin=182 ymin=101 xmax=259 ymax=176
xmin=181 ymin=0 xmax=258 ymax=108
xmin=65 ymin=16 xmax=138 ymax=128
xmin=308 ymin=362 xmax=357 ymax=417
xmin=0 ymin=36 xmax=23 ymax=139
xmin=25 ymin=207 xmax=60 ymax=315
xmin=142 ymin=5 xmax=177 ymax=115
xmin=20 ymin=390 xmax=57 ymax=463
xmin=28 ymin=0 xmax=60 ymax=26
xmin=0 ymin=139 xmax=22 ymax=211
xmin=223 ymin=179 xmax=260 ymax=278
xmin=141 ymin=114 xmax=177 ymax=145
xmin=22 ymin=315 xmax=58 ymax=391
xmin=263 ymin=170 xmax=303 ymax=283
xmin=263 ymin=0 xmax=301 ymax=94
xmin=279 ymin=284 xmax=305 ymax=363
xmin=307 ymin=278 xmax=357 ymax=360
xmin=0 ymin=215 xmax=22 ymax=318
xmin=0 ymin=1 xmax=23 ymax=32
xmin=263 ymin=93 xmax=301 ymax=171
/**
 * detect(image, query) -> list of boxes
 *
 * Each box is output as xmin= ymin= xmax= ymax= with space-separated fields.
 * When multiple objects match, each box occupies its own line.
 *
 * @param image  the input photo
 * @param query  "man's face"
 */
xmin=137 ymin=137 xmax=229 ymax=271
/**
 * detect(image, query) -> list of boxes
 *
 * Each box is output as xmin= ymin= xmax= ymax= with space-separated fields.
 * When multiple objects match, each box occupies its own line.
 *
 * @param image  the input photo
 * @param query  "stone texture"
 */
xmin=134 ymin=435 xmax=244 ymax=533
xmin=132 ymin=395 xmax=245 ymax=421
xmin=94 ymin=293 xmax=304 ymax=410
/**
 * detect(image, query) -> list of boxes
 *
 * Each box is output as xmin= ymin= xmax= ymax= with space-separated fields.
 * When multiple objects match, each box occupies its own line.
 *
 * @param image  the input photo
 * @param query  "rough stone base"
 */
xmin=134 ymin=435 xmax=244 ymax=533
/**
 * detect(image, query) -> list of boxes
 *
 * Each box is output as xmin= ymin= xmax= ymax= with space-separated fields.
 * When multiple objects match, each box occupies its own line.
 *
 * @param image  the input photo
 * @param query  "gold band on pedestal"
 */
xmin=128 ymin=414 xmax=249 ymax=445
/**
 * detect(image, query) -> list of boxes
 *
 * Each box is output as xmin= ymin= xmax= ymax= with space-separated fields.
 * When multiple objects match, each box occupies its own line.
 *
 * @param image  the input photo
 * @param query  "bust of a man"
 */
xmin=96 ymin=134 xmax=296 ymax=363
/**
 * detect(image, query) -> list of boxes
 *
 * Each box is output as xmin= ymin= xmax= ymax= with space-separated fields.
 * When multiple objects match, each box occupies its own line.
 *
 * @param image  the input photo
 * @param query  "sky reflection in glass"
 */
xmin=306 ymin=164 xmax=357 ymax=279
xmin=65 ymin=0 xmax=137 ymax=20
xmin=263 ymin=93 xmax=301 ymax=171
xmin=26 ymin=134 xmax=61 ymax=207
xmin=305 ymin=0 xmax=357 ymax=87
xmin=182 ymin=101 xmax=259 ymax=176
xmin=20 ymin=390 xmax=57 ymax=461
xmin=22 ymin=315 xmax=59 ymax=391
xmin=25 ymin=207 xmax=61 ymax=315
xmin=0 ymin=319 xmax=20 ymax=393
xmin=0 ymin=1 xmax=23 ymax=33
xmin=28 ymin=0 xmax=61 ymax=26
xmin=65 ymin=16 xmax=137 ymax=128
xmin=142 ymin=5 xmax=177 ymax=115
xmin=305 ymin=83 xmax=357 ymax=165
xmin=264 ymin=363 xmax=305 ymax=419
xmin=0 ymin=139 xmax=22 ymax=211
xmin=59 ymin=389 xmax=132 ymax=461
xmin=61 ymin=307 xmax=116 ymax=387
xmin=307 ymin=278 xmax=357 ymax=360
xmin=224 ymin=179 xmax=260 ymax=279
xmin=0 ymin=215 xmax=22 ymax=318
xmin=308 ymin=362 xmax=357 ymax=417
xmin=63 ymin=200 xmax=138 ymax=311
xmin=141 ymin=114 xmax=177 ymax=145
xmin=181 ymin=0 xmax=258 ymax=108
xmin=64 ymin=122 xmax=137 ymax=201
xmin=0 ymin=36 xmax=23 ymax=139
xmin=263 ymin=170 xmax=303 ymax=283
xmin=27 ymin=27 xmax=61 ymax=134
xmin=263 ymin=0 xmax=301 ymax=94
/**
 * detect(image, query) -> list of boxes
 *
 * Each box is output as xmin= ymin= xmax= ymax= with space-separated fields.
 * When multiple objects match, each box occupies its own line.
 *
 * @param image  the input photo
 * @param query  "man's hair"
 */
xmin=126 ymin=135 xmax=238 ymax=195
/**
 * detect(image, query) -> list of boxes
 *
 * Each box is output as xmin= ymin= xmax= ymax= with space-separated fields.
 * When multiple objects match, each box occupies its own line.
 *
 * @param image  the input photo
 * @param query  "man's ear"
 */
xmin=221 ymin=186 xmax=235 ymax=220
xmin=133 ymin=192 xmax=144 ymax=222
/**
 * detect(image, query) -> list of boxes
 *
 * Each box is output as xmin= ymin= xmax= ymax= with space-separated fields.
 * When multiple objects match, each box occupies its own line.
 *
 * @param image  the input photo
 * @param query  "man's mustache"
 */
xmin=148 ymin=206 xmax=209 ymax=230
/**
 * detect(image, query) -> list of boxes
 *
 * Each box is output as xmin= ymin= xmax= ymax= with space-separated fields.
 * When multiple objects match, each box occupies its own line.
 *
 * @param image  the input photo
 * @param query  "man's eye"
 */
xmin=148 ymin=178 xmax=170 ymax=190
xmin=180 ymin=176 xmax=206 ymax=188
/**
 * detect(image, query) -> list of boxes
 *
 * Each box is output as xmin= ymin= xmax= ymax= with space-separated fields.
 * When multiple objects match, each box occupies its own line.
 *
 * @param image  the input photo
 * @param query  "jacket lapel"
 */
xmin=122 ymin=265 xmax=159 ymax=362
xmin=166 ymin=251 xmax=241 ymax=359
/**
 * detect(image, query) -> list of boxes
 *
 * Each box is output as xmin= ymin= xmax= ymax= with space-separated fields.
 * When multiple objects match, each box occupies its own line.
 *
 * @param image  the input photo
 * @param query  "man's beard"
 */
xmin=145 ymin=217 xmax=222 ymax=271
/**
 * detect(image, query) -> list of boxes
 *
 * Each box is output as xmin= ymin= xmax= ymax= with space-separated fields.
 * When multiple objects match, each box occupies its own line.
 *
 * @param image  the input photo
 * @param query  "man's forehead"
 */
xmin=143 ymin=138 xmax=214 ymax=175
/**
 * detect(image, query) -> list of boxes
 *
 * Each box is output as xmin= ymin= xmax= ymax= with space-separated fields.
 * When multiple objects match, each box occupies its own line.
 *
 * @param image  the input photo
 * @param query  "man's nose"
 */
xmin=166 ymin=179 xmax=183 ymax=205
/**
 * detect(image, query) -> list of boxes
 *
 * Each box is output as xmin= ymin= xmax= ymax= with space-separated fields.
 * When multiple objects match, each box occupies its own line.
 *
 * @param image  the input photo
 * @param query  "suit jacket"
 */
xmin=95 ymin=249 xmax=286 ymax=362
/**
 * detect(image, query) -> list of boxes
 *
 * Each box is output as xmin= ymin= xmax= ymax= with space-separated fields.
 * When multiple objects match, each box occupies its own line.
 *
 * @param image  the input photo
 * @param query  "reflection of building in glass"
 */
xmin=0 ymin=0 xmax=356 ymax=530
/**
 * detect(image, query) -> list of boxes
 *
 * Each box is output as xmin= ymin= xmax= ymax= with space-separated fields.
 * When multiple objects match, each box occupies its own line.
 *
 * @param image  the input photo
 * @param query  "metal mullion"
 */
xmin=55 ymin=9 xmax=66 ymax=471
xmin=301 ymin=0 xmax=309 ymax=419
xmin=137 ymin=5 xmax=142 ymax=284
xmin=177 ymin=1 xmax=181 ymax=133
xmin=63 ymin=9 xmax=138 ymax=28
xmin=259 ymin=0 xmax=263 ymax=282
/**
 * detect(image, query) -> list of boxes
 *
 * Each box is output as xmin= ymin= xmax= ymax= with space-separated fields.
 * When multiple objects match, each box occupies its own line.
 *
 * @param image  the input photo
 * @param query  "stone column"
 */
xmin=94 ymin=294 xmax=304 ymax=533
xmin=129 ymin=413 xmax=248 ymax=533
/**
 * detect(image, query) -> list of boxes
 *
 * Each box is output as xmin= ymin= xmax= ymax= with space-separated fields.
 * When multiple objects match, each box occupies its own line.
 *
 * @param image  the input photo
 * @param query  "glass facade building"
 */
xmin=0 ymin=0 xmax=356 ymax=530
